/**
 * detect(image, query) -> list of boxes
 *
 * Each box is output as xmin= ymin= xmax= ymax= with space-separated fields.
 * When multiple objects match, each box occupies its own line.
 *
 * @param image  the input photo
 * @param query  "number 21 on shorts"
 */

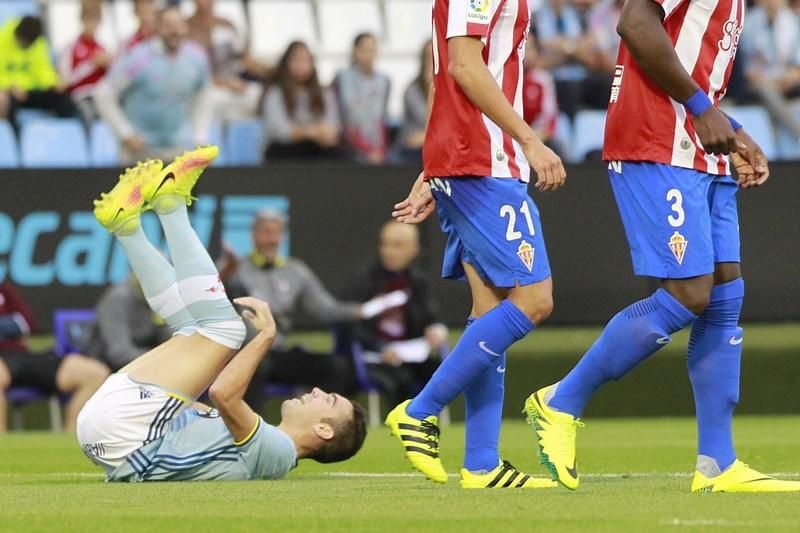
xmin=500 ymin=202 xmax=537 ymax=272
xmin=500 ymin=201 xmax=536 ymax=240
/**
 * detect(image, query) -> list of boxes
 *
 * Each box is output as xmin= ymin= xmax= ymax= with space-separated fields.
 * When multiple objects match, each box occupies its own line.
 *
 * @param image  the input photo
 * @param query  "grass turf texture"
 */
xmin=1 ymin=417 xmax=799 ymax=532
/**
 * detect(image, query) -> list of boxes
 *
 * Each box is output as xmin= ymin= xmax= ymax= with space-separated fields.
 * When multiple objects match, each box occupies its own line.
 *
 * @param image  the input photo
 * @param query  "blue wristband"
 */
xmin=684 ymin=89 xmax=712 ymax=117
xmin=727 ymin=114 xmax=742 ymax=131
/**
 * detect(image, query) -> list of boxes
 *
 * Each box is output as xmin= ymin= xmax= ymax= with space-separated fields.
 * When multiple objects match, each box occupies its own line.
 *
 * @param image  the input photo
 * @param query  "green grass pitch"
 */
xmin=1 ymin=416 xmax=798 ymax=532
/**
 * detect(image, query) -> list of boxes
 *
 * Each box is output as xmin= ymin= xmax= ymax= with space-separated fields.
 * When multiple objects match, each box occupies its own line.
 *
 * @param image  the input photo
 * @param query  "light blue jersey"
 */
xmin=107 ymin=39 xmax=209 ymax=148
xmin=107 ymin=408 xmax=296 ymax=482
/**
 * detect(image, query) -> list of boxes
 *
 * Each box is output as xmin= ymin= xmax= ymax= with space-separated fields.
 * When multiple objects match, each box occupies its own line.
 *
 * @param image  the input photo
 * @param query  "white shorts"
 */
xmin=76 ymin=373 xmax=189 ymax=471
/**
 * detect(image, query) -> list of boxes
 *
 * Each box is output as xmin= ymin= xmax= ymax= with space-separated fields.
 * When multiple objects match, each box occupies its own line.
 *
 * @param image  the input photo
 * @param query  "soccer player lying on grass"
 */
xmin=77 ymin=147 xmax=367 ymax=482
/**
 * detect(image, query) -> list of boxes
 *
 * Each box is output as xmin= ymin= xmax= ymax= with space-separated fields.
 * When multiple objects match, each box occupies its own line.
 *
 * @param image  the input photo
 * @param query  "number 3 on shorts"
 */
xmin=500 ymin=201 xmax=536 ymax=241
xmin=666 ymin=188 xmax=685 ymax=228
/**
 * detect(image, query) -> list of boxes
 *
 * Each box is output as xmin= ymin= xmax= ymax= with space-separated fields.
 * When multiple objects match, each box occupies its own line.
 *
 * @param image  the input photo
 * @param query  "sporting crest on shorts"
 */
xmin=517 ymin=241 xmax=535 ymax=272
xmin=668 ymin=231 xmax=688 ymax=265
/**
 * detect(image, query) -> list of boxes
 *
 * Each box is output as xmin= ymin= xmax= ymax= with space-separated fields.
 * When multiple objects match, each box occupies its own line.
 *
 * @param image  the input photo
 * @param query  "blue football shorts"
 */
xmin=608 ymin=161 xmax=741 ymax=279
xmin=429 ymin=176 xmax=551 ymax=288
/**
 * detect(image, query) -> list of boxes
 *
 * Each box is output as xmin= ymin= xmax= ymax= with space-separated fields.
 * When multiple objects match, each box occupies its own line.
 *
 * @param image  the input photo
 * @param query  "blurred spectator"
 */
xmin=262 ymin=41 xmax=341 ymax=161
xmin=0 ymin=16 xmax=77 ymax=129
xmin=741 ymin=0 xmax=800 ymax=142
xmin=187 ymin=0 xmax=266 ymax=126
xmin=83 ymin=277 xmax=172 ymax=372
xmin=95 ymin=6 xmax=211 ymax=164
xmin=523 ymin=35 xmax=561 ymax=155
xmin=219 ymin=209 xmax=359 ymax=409
xmin=533 ymin=0 xmax=587 ymax=117
xmin=333 ymin=33 xmax=390 ymax=164
xmin=392 ymin=40 xmax=432 ymax=165
xmin=579 ymin=0 xmax=622 ymax=108
xmin=344 ymin=221 xmax=448 ymax=409
xmin=0 ymin=282 xmax=109 ymax=433
xmin=58 ymin=0 xmax=112 ymax=124
xmin=123 ymin=0 xmax=158 ymax=52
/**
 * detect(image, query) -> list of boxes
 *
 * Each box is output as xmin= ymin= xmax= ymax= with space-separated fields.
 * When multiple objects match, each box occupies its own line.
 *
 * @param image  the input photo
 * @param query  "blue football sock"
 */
xmin=463 ymin=317 xmax=506 ymax=472
xmin=549 ymin=288 xmax=696 ymax=417
xmin=688 ymin=278 xmax=744 ymax=471
xmin=407 ymin=300 xmax=533 ymax=420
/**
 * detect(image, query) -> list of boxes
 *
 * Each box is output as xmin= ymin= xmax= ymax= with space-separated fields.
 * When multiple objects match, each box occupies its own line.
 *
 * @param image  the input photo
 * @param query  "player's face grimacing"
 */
xmin=282 ymin=387 xmax=354 ymax=428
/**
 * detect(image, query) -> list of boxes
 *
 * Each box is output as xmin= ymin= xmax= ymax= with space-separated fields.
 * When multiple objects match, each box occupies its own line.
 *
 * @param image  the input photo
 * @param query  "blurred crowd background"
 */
xmin=1 ymin=0 xmax=800 ymax=168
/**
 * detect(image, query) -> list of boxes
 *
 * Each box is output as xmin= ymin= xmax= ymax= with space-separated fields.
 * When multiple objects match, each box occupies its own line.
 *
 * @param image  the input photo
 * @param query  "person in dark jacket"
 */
xmin=345 ymin=221 xmax=448 ymax=409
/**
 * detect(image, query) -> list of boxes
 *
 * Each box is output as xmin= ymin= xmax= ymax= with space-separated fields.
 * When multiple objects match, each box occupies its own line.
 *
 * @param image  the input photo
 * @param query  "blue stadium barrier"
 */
xmin=726 ymin=106 xmax=778 ymax=160
xmin=0 ymin=120 xmax=19 ymax=168
xmin=207 ymin=122 xmax=228 ymax=166
xmin=554 ymin=112 xmax=572 ymax=162
xmin=89 ymin=121 xmax=120 ymax=167
xmin=776 ymin=108 xmax=800 ymax=161
xmin=15 ymin=108 xmax=51 ymax=128
xmin=20 ymin=118 xmax=90 ymax=168
xmin=224 ymin=119 xmax=264 ymax=166
xmin=0 ymin=0 xmax=38 ymax=28
xmin=572 ymin=110 xmax=606 ymax=162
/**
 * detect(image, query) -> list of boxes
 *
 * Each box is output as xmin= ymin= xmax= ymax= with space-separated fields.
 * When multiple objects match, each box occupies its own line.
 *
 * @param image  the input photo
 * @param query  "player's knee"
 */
xmin=0 ymin=360 xmax=10 ymax=390
xmin=82 ymin=359 xmax=111 ymax=387
xmin=203 ymin=316 xmax=247 ymax=350
xmin=516 ymin=294 xmax=553 ymax=325
xmin=665 ymin=283 xmax=712 ymax=315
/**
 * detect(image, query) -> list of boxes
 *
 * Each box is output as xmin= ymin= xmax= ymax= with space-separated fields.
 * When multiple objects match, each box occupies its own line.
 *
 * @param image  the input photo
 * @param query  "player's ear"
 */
xmin=312 ymin=422 xmax=334 ymax=442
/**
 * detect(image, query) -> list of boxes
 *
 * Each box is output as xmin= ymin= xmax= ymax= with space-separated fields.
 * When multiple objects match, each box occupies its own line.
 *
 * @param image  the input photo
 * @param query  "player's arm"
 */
xmin=616 ymin=0 xmax=739 ymax=155
xmin=447 ymin=36 xmax=565 ymax=191
xmin=208 ymin=297 xmax=276 ymax=443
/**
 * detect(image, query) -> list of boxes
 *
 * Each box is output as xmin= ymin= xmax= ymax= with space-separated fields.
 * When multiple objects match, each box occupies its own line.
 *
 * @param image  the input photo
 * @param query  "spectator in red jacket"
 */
xmin=522 ymin=36 xmax=562 ymax=155
xmin=0 ymin=283 xmax=109 ymax=432
xmin=58 ymin=0 xmax=112 ymax=123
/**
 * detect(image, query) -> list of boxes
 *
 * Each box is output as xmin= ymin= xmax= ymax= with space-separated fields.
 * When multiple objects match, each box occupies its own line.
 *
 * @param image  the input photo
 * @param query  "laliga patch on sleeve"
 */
xmin=467 ymin=0 xmax=491 ymax=25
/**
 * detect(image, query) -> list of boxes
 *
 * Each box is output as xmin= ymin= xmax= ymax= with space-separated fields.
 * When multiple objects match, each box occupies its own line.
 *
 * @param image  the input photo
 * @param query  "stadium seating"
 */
xmin=553 ymin=112 xmax=573 ymax=162
xmin=89 ymin=121 xmax=120 ymax=167
xmin=0 ymin=121 xmax=20 ymax=168
xmin=317 ymin=0 xmax=383 ymax=55
xmin=725 ymin=105 xmax=778 ymax=160
xmin=385 ymin=0 xmax=432 ymax=53
xmin=20 ymin=118 xmax=90 ymax=168
xmin=572 ymin=110 xmax=606 ymax=162
xmin=248 ymin=0 xmax=318 ymax=61
xmin=224 ymin=119 xmax=264 ymax=166
xmin=776 ymin=106 xmax=800 ymax=160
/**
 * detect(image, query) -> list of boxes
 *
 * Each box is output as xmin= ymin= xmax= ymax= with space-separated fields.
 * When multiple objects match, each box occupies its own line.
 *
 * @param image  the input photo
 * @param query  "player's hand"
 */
xmin=234 ymin=297 xmax=276 ymax=338
xmin=393 ymin=172 xmax=436 ymax=224
xmin=382 ymin=347 xmax=403 ymax=367
xmin=692 ymin=107 xmax=741 ymax=156
xmin=425 ymin=324 xmax=449 ymax=348
xmin=732 ymin=129 xmax=769 ymax=189
xmin=523 ymin=141 xmax=566 ymax=192
xmin=123 ymin=135 xmax=146 ymax=154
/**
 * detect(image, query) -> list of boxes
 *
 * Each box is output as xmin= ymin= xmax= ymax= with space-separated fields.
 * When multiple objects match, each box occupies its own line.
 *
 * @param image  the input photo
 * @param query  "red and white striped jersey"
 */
xmin=603 ymin=0 xmax=745 ymax=175
xmin=423 ymin=0 xmax=531 ymax=181
xmin=58 ymin=34 xmax=108 ymax=99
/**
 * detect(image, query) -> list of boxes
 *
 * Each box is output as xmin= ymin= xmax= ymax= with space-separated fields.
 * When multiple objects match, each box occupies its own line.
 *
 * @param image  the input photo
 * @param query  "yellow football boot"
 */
xmin=460 ymin=460 xmax=558 ymax=489
xmin=691 ymin=460 xmax=800 ymax=493
xmin=385 ymin=400 xmax=447 ymax=483
xmin=93 ymin=159 xmax=164 ymax=234
xmin=523 ymin=384 xmax=584 ymax=490
xmin=142 ymin=145 xmax=219 ymax=212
